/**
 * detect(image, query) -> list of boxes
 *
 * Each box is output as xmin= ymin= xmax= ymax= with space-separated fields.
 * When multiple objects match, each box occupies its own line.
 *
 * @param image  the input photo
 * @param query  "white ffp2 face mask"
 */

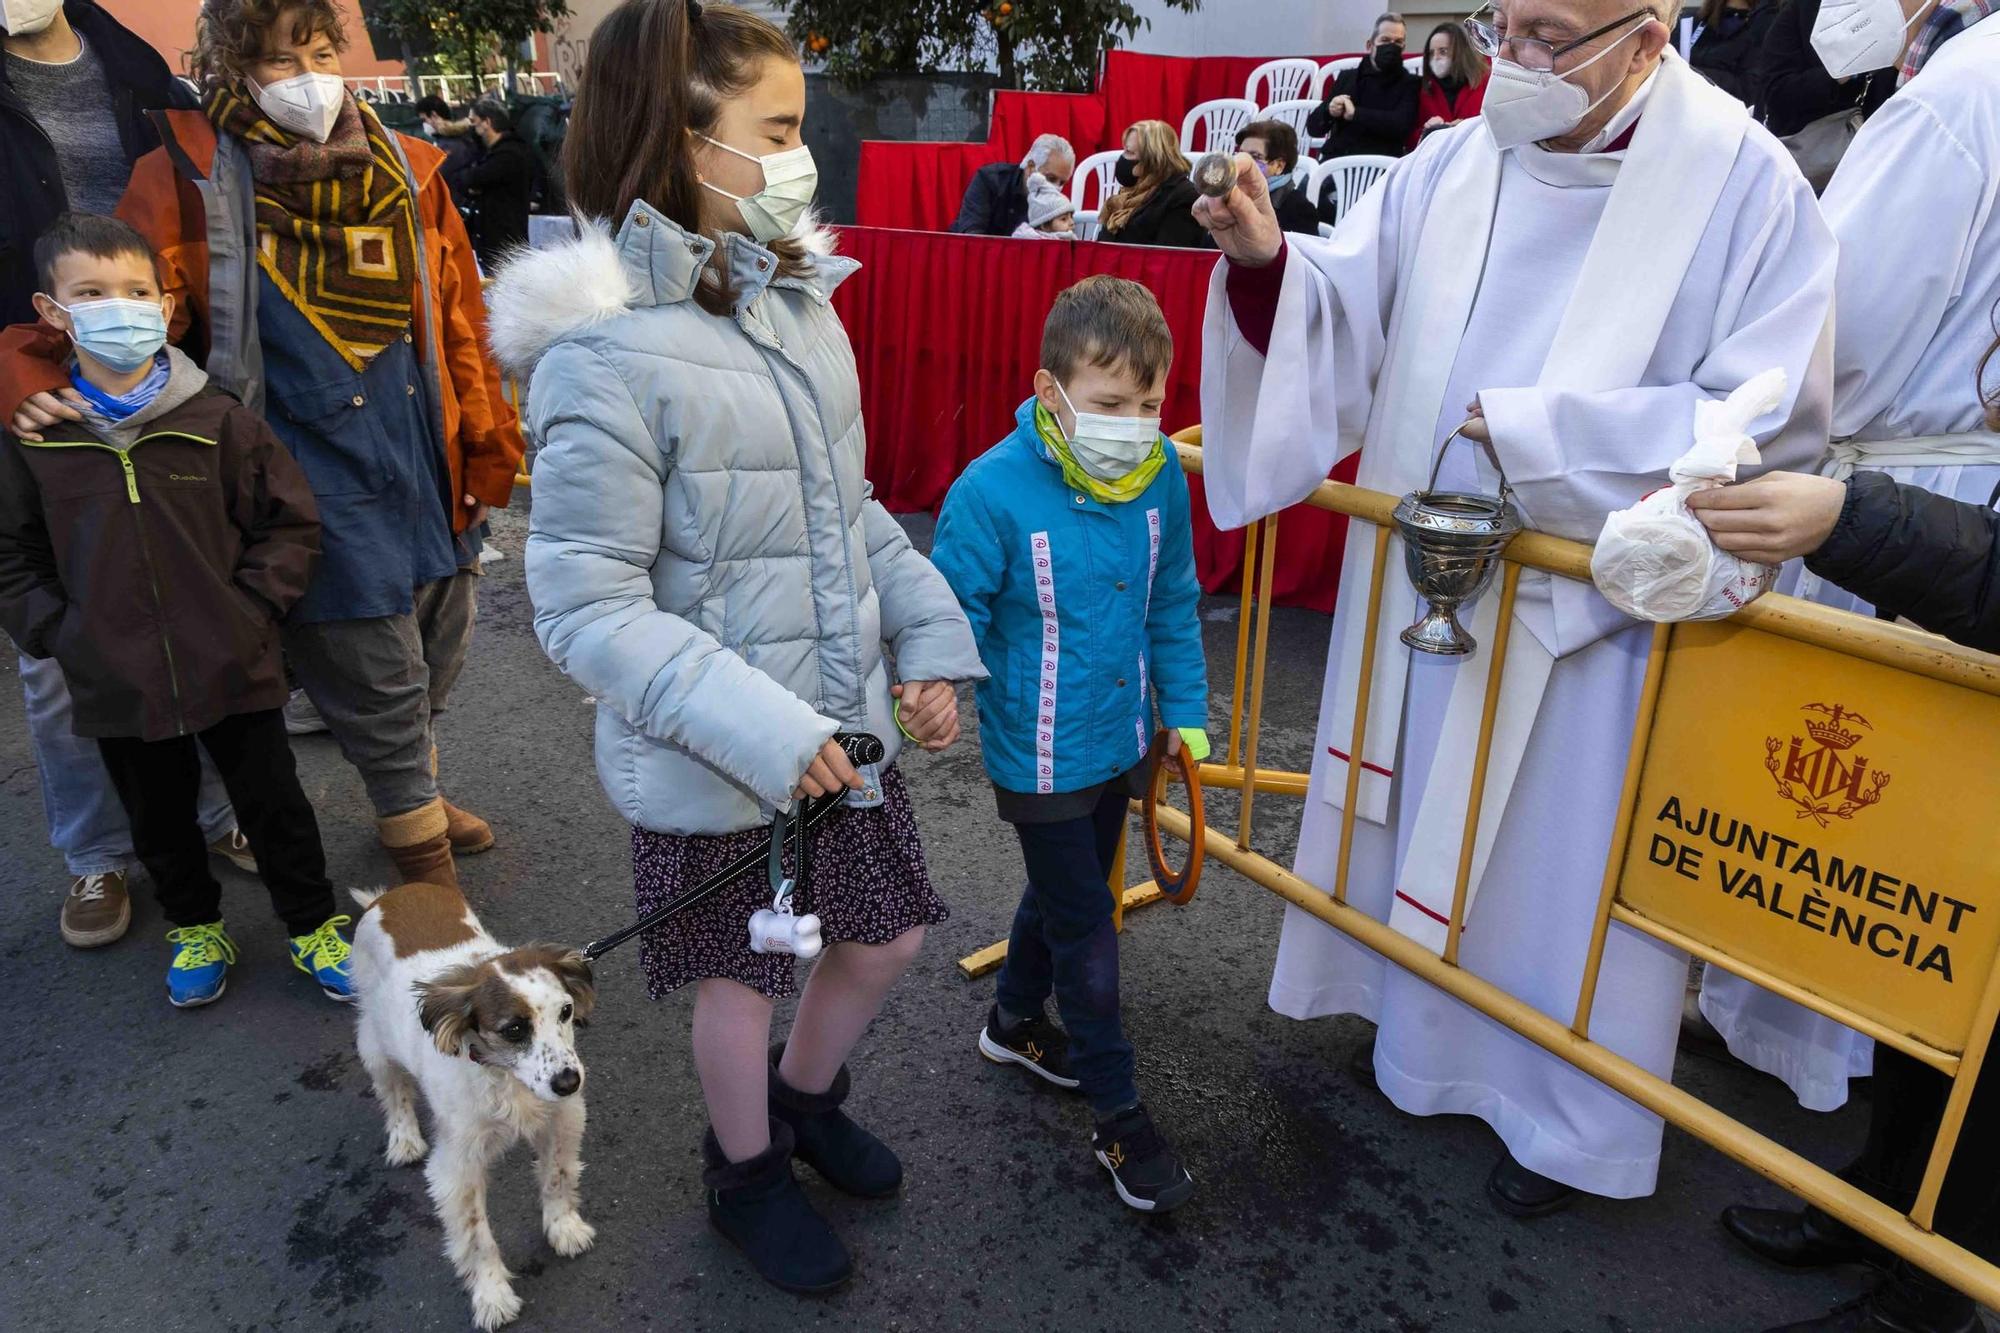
xmin=1431 ymin=54 xmax=1454 ymax=79
xmin=0 ymin=0 xmax=62 ymax=36
xmin=1056 ymin=381 xmax=1161 ymax=482
xmin=700 ymin=136 xmax=819 ymax=245
xmin=1480 ymin=23 xmax=1648 ymax=151
xmin=248 ymin=71 xmax=347 ymax=143
xmin=1810 ymin=0 xmax=1925 ymax=77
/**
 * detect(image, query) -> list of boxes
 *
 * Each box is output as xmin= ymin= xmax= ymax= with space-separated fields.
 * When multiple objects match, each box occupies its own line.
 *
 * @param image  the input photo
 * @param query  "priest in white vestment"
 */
xmin=1700 ymin=0 xmax=2000 ymax=1123
xmin=1192 ymin=0 xmax=1837 ymax=1211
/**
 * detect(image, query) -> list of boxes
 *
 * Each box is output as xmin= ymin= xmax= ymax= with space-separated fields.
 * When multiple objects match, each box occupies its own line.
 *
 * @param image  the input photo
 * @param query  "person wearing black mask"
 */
xmin=1690 ymin=0 xmax=1778 ymax=106
xmin=1308 ymin=12 xmax=1420 ymax=167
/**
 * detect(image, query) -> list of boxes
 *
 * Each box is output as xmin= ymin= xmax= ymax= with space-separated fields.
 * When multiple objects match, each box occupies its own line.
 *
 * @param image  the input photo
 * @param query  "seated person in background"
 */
xmin=1235 ymin=120 xmax=1319 ymax=235
xmin=1309 ymin=11 xmax=1419 ymax=161
xmin=463 ymin=97 xmax=534 ymax=270
xmin=1095 ymin=121 xmax=1208 ymax=249
xmin=1759 ymin=0 xmax=1893 ymax=136
xmin=0 ymin=214 xmax=348 ymax=1010
xmin=1011 ymin=173 xmax=1077 ymax=239
xmin=1412 ymin=20 xmax=1488 ymax=148
xmin=1690 ymin=0 xmax=1777 ymax=106
xmin=952 ymin=133 xmax=1075 ymax=236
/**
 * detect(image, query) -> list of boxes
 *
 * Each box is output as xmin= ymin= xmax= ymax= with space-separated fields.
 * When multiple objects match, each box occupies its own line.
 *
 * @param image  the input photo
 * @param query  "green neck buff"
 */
xmin=1033 ymin=402 xmax=1167 ymax=505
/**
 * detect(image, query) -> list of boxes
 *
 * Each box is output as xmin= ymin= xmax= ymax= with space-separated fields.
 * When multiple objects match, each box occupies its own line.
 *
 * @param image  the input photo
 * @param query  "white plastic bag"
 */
xmin=1591 ymin=369 xmax=1788 ymax=623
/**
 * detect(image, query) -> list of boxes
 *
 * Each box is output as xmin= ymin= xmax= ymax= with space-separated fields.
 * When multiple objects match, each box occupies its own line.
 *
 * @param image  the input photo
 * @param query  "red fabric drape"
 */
xmin=830 ymin=225 xmax=1343 ymax=611
xmin=854 ymin=141 xmax=1003 ymax=231
xmin=856 ymin=50 xmax=1360 ymax=234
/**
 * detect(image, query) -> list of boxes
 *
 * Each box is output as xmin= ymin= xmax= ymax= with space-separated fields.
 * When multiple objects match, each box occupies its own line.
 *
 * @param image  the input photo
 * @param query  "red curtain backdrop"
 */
xmin=830 ymin=226 xmax=1346 ymax=611
xmin=854 ymin=50 xmax=1359 ymax=234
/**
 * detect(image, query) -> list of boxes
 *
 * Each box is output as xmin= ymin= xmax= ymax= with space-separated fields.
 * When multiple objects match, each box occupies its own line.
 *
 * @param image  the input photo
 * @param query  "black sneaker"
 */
xmin=977 ymin=1005 xmax=1081 ymax=1089
xmin=1092 ymin=1104 xmax=1195 ymax=1214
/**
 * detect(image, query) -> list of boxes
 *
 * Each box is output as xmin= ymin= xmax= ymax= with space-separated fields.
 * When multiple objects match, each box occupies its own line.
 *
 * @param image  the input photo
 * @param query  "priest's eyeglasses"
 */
xmin=1462 ymin=4 xmax=1655 ymax=72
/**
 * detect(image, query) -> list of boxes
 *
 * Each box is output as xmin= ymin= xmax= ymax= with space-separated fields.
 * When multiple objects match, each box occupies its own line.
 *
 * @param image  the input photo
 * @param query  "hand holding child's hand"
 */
xmin=892 ymin=679 xmax=960 ymax=752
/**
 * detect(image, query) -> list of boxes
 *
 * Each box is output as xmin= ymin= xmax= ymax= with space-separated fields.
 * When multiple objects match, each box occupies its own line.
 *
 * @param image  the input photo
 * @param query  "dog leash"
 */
xmin=579 ymin=733 xmax=884 ymax=962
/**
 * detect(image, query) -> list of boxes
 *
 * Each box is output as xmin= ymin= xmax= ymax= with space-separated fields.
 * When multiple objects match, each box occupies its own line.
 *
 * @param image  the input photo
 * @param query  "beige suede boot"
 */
xmin=377 ymin=798 xmax=458 ymax=888
xmin=431 ymin=746 xmax=494 ymax=854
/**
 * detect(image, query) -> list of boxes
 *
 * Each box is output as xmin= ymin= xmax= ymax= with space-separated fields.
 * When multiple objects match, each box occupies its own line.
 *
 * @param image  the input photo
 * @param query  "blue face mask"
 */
xmin=56 ymin=297 xmax=170 ymax=373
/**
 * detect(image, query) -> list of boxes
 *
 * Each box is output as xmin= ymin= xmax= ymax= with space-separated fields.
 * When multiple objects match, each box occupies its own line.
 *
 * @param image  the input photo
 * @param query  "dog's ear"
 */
xmin=547 ymin=947 xmax=597 ymax=1026
xmin=416 ymin=962 xmax=486 ymax=1056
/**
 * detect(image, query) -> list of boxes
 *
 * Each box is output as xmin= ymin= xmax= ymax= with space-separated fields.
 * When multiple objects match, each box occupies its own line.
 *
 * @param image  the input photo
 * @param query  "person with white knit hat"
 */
xmin=1011 ymin=173 xmax=1077 ymax=239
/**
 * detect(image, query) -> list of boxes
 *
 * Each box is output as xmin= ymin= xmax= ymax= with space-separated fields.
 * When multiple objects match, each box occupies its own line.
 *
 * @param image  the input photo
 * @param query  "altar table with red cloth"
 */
xmin=829 ymin=225 xmax=1348 ymax=611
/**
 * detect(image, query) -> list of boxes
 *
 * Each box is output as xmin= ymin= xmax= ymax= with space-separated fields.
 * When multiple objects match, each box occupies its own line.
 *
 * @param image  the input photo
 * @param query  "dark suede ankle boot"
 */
xmin=702 ymin=1120 xmax=852 ymax=1295
xmin=769 ymin=1045 xmax=904 ymax=1198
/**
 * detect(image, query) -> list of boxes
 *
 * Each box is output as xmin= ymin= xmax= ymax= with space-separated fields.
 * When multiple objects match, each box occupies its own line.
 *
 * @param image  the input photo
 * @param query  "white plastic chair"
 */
xmin=1068 ymin=150 xmax=1124 ymax=214
xmin=1259 ymin=99 xmax=1322 ymax=160
xmin=1404 ymin=53 xmax=1425 ymax=75
xmin=1074 ymin=210 xmax=1101 ymax=242
xmin=1245 ymin=58 xmax=1319 ymax=105
xmin=1180 ymin=98 xmax=1258 ymax=156
xmin=1312 ymin=153 xmax=1397 ymax=226
xmin=1311 ymin=56 xmax=1363 ymax=102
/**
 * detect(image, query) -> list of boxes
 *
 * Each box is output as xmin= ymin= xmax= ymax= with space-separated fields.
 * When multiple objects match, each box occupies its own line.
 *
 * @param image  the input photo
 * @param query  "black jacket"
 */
xmin=1098 ymin=175 xmax=1212 ymax=249
xmin=1271 ymin=178 xmax=1320 ymax=235
xmin=1807 ymin=471 xmax=2000 ymax=654
xmin=1691 ymin=1 xmax=1779 ymax=106
xmin=1308 ymin=60 xmax=1420 ymax=161
xmin=950 ymin=162 xmax=1031 ymax=237
xmin=1760 ymin=0 xmax=1895 ymax=135
xmin=0 ymin=0 xmax=194 ymax=326
xmin=463 ymin=132 xmax=534 ymax=266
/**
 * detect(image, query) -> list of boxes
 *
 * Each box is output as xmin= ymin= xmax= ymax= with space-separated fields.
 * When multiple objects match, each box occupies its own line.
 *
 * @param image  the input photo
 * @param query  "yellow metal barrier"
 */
xmin=1126 ymin=437 xmax=2000 ymax=1309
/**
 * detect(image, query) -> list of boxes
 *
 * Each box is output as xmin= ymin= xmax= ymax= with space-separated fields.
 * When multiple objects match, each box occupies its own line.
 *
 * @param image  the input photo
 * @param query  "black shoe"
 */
xmin=978 ymin=1004 xmax=1081 ymax=1090
xmin=768 ymin=1046 xmax=902 ymax=1199
xmin=1759 ymin=1279 xmax=1980 ymax=1333
xmin=1722 ymin=1204 xmax=1888 ymax=1270
xmin=702 ymin=1120 xmax=853 ymax=1295
xmin=1092 ymin=1103 xmax=1195 ymax=1214
xmin=1349 ymin=1036 xmax=1379 ymax=1091
xmin=1486 ymin=1151 xmax=1579 ymax=1218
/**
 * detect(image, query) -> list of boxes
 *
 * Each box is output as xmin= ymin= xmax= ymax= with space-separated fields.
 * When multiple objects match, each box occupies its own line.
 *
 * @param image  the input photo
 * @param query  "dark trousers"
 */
xmin=97 ymin=709 xmax=336 ymax=937
xmin=1810 ymin=1036 xmax=2000 ymax=1314
xmin=995 ymin=788 xmax=1138 ymax=1117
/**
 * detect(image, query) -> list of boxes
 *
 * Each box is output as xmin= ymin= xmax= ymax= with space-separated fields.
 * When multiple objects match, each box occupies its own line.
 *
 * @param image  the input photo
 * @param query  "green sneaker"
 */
xmin=288 ymin=915 xmax=355 ymax=1002
xmin=166 ymin=921 xmax=237 ymax=1008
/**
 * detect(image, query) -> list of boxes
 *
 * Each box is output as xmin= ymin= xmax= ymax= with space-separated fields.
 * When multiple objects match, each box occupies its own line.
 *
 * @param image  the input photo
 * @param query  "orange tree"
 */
xmin=788 ymin=0 xmax=1199 ymax=91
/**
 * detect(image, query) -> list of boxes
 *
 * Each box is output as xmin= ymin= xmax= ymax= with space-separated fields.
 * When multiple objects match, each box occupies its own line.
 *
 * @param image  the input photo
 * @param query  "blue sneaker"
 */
xmin=288 ymin=915 xmax=354 ymax=1002
xmin=165 ymin=921 xmax=237 ymax=1008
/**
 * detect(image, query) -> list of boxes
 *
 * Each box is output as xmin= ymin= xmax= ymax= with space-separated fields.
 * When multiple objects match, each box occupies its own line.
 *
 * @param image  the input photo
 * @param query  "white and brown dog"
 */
xmin=351 ymin=883 xmax=597 ymax=1330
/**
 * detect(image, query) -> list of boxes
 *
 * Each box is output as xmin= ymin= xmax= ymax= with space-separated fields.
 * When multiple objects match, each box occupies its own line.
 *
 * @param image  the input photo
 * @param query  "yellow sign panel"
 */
xmin=1616 ymin=620 xmax=2000 ymax=1057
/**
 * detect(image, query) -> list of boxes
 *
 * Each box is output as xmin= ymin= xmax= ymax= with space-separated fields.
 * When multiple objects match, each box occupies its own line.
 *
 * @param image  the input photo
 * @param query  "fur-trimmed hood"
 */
xmin=484 ymin=201 xmax=850 ymax=384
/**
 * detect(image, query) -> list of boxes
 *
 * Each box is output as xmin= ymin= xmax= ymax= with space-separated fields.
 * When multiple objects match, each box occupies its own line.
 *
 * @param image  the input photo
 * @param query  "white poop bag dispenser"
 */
xmin=750 ymin=804 xmax=824 ymax=960
xmin=1592 ymin=368 xmax=1789 ymax=623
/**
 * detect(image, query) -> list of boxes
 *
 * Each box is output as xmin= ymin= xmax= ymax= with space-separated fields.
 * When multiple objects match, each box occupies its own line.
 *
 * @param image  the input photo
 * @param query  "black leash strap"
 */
xmin=580 ymin=733 xmax=884 ymax=962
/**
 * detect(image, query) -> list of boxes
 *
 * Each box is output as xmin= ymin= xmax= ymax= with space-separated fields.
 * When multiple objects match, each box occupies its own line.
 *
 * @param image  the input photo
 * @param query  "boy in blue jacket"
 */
xmin=932 ymin=276 xmax=1209 ymax=1214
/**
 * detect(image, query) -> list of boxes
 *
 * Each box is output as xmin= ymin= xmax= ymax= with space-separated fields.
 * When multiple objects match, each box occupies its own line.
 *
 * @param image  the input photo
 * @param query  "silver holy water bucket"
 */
xmin=1392 ymin=424 xmax=1523 ymax=656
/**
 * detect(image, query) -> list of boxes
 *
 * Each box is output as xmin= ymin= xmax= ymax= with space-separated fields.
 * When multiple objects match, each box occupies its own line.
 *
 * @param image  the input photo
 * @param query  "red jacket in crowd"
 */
xmin=1411 ymin=76 xmax=1487 ymax=150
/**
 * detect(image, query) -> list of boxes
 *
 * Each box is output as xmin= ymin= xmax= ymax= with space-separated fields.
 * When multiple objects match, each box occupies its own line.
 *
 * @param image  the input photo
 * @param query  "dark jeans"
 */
xmin=995 ymin=787 xmax=1138 ymax=1117
xmin=97 ymin=709 xmax=337 ymax=937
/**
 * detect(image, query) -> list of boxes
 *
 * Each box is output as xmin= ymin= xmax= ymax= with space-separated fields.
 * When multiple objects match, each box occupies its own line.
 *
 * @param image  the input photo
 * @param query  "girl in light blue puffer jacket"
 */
xmin=487 ymin=0 xmax=983 ymax=1295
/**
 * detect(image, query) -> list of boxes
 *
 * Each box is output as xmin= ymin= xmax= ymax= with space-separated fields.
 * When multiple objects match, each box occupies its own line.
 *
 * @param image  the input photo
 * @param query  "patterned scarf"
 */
xmin=206 ymin=84 xmax=417 ymax=369
xmin=1901 ymin=0 xmax=1997 ymax=83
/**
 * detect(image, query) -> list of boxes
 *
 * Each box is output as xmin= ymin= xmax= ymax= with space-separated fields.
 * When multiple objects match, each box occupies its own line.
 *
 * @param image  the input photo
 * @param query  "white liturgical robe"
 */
xmin=1702 ymin=9 xmax=2000 ymax=1114
xmin=1200 ymin=53 xmax=1837 ymax=1196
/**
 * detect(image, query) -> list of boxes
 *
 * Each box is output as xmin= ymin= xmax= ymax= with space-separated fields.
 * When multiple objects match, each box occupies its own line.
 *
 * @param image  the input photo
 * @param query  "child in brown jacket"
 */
xmin=0 ymin=213 xmax=348 ymax=1008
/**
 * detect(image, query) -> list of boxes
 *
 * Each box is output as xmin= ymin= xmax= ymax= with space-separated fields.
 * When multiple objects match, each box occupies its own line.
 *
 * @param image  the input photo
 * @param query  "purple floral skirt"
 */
xmin=630 ymin=766 xmax=948 ymax=999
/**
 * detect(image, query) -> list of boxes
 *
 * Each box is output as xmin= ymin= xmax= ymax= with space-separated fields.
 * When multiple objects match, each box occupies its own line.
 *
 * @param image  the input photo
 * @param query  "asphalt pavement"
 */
xmin=0 ymin=505 xmax=1911 ymax=1332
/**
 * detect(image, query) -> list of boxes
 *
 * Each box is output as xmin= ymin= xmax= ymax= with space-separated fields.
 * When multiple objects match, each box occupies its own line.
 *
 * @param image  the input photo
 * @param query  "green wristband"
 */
xmin=1178 ymin=728 xmax=1212 ymax=763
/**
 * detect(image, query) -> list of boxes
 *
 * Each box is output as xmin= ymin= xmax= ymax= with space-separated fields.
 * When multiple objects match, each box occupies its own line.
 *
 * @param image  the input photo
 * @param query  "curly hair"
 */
xmin=191 ymin=0 xmax=349 ymax=88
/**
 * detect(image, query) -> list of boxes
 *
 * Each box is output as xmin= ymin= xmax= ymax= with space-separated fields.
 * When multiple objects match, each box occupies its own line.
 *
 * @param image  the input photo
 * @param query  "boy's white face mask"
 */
xmin=1056 ymin=381 xmax=1161 ymax=482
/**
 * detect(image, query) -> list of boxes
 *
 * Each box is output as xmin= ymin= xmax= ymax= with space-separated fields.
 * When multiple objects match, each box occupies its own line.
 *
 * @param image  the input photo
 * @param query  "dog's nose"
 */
xmin=551 ymin=1067 xmax=581 ymax=1097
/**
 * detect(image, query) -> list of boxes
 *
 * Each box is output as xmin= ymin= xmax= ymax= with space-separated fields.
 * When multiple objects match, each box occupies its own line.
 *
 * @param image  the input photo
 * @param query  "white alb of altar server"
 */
xmin=1701 ymin=1 xmax=2000 ymax=1115
xmin=1193 ymin=0 xmax=1837 ymax=1201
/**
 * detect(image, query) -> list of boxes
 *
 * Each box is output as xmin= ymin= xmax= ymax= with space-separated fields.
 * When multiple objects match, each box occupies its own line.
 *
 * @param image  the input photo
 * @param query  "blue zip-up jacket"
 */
xmin=933 ymin=398 xmax=1208 ymax=795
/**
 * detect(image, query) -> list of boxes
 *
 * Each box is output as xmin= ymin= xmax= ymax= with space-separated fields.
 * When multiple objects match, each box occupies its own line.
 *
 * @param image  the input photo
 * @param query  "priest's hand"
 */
xmin=1459 ymin=396 xmax=1490 ymax=445
xmin=1193 ymin=152 xmax=1284 ymax=268
xmin=1686 ymin=471 xmax=1847 ymax=564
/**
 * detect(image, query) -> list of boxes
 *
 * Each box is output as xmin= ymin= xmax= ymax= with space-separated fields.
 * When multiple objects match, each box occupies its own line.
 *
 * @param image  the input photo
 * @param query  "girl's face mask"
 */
xmin=700 ymin=135 xmax=819 ymax=245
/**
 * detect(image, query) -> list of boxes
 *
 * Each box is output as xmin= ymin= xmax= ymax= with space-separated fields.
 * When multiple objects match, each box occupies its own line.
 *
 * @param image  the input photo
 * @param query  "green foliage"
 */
xmin=375 ymin=0 xmax=572 ymax=84
xmin=785 ymin=0 xmax=1201 ymax=91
